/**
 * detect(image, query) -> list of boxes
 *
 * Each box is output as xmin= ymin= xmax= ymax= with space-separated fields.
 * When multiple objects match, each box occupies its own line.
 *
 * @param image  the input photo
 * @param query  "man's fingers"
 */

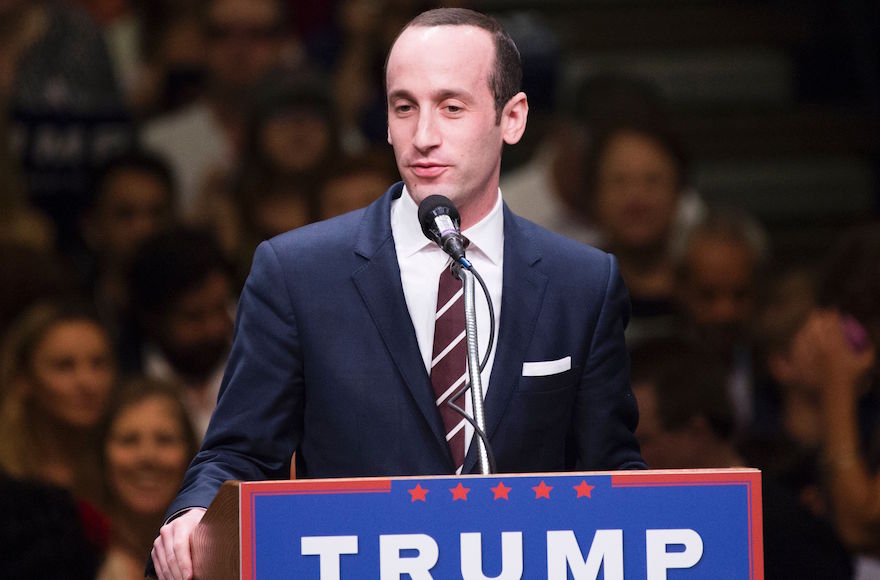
xmin=152 ymin=509 xmax=205 ymax=580
xmin=152 ymin=537 xmax=175 ymax=580
xmin=172 ymin=527 xmax=195 ymax=580
xmin=151 ymin=542 xmax=164 ymax=579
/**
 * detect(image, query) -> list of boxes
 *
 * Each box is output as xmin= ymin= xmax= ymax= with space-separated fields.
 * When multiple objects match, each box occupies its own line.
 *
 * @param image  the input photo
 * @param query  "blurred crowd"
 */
xmin=0 ymin=0 xmax=878 ymax=578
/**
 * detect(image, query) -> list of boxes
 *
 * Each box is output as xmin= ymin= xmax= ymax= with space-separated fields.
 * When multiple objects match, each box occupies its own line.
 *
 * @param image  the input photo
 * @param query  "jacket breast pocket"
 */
xmin=514 ymin=364 xmax=579 ymax=394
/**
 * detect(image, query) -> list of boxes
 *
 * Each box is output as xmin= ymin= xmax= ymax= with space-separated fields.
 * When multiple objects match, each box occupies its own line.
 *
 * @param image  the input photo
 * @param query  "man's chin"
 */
xmin=406 ymin=181 xmax=457 ymax=204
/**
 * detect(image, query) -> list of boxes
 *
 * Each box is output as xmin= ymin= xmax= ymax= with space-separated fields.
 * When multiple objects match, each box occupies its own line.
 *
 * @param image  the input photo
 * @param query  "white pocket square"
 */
xmin=522 ymin=356 xmax=572 ymax=377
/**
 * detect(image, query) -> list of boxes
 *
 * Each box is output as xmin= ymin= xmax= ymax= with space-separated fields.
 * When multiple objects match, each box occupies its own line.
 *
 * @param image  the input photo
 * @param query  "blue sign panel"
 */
xmin=240 ymin=469 xmax=762 ymax=579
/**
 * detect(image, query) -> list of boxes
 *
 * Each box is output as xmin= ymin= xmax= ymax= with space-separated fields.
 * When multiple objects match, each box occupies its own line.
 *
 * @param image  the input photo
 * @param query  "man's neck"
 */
xmin=458 ymin=186 xmax=501 ymax=231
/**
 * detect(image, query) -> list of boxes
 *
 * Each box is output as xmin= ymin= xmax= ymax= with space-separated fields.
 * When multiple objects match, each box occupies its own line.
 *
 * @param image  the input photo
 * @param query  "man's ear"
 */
xmin=501 ymin=92 xmax=528 ymax=146
xmin=387 ymin=125 xmax=393 ymax=145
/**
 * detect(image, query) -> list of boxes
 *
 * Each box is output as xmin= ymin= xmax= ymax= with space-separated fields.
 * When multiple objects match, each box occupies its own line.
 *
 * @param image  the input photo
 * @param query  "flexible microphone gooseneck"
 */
xmin=417 ymin=194 xmax=496 ymax=474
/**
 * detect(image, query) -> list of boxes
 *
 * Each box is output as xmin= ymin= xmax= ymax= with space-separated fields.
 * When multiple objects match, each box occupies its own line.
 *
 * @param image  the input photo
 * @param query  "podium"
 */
xmin=192 ymin=468 xmax=762 ymax=579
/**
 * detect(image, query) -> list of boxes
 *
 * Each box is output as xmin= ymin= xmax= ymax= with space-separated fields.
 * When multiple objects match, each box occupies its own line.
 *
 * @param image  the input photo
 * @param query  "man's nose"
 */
xmin=413 ymin=110 xmax=441 ymax=152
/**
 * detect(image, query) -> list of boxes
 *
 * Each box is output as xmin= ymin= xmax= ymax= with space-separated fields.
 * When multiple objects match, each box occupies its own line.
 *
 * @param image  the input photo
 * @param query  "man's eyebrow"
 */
xmin=435 ymin=89 xmax=473 ymax=102
xmin=387 ymin=89 xmax=414 ymax=102
xmin=387 ymin=88 xmax=475 ymax=103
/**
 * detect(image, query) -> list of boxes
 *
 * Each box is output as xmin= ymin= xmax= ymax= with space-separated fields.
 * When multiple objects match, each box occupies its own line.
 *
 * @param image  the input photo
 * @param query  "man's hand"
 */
xmin=151 ymin=508 xmax=206 ymax=580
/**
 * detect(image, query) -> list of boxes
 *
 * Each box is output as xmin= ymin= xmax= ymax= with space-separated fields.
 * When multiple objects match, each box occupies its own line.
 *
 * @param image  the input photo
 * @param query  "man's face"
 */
xmin=155 ymin=272 xmax=233 ymax=380
xmin=89 ymin=169 xmax=172 ymax=267
xmin=386 ymin=24 xmax=527 ymax=228
xmin=679 ymin=237 xmax=755 ymax=353
xmin=205 ymin=0 xmax=282 ymax=96
xmin=594 ymin=131 xmax=680 ymax=251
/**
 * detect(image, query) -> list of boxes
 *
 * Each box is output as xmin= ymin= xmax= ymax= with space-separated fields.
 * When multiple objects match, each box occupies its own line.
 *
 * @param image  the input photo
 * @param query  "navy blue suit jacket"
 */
xmin=167 ymin=183 xmax=644 ymax=515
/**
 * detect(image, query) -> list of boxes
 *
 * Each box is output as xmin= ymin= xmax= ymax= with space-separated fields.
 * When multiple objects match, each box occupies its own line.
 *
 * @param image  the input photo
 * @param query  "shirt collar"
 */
xmin=391 ymin=186 xmax=504 ymax=265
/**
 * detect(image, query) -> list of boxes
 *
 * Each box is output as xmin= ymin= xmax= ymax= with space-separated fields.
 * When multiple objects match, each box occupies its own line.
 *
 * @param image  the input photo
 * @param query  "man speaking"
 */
xmin=152 ymin=8 xmax=645 ymax=579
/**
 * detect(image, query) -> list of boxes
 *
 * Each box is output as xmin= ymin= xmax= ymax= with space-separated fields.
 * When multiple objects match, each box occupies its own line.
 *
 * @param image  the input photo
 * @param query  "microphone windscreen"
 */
xmin=418 ymin=195 xmax=460 ymax=241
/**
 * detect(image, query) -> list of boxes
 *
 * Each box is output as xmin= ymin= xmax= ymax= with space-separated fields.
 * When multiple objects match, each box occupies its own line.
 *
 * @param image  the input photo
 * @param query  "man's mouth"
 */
xmin=410 ymin=163 xmax=448 ymax=178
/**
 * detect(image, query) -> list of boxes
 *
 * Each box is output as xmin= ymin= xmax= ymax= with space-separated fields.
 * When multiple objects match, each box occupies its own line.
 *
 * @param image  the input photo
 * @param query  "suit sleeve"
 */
xmin=575 ymin=253 xmax=646 ymax=470
xmin=165 ymin=241 xmax=304 ymax=515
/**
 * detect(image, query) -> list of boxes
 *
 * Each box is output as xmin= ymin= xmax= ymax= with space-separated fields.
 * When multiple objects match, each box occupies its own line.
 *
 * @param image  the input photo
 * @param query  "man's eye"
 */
xmin=396 ymin=104 xmax=413 ymax=114
xmin=445 ymin=105 xmax=462 ymax=114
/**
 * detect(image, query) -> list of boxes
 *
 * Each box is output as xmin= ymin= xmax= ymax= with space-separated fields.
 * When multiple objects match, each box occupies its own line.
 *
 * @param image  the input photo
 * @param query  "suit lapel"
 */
xmin=351 ymin=185 xmax=451 ymax=462
xmin=462 ymin=207 xmax=548 ymax=474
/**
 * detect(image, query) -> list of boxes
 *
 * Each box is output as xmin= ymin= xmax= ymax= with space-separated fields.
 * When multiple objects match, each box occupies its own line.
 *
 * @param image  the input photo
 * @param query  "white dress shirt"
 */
xmin=390 ymin=186 xmax=504 ymax=458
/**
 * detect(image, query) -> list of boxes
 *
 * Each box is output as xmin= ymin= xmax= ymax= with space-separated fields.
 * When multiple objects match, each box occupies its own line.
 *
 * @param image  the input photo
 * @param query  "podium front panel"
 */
xmin=237 ymin=469 xmax=762 ymax=579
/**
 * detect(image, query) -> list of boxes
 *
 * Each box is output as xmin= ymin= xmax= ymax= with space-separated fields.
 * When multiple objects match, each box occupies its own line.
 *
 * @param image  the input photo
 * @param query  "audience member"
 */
xmin=753 ymin=267 xmax=821 ymax=445
xmin=80 ymin=150 xmax=177 ymax=337
xmin=141 ymin=0 xmax=291 ymax=218
xmin=198 ymin=72 xmax=337 ymax=273
xmin=122 ymin=227 xmax=235 ymax=439
xmin=743 ymin=267 xmax=829 ymax=518
xmin=1 ymin=0 xmax=130 ymax=250
xmin=585 ymin=121 xmax=692 ymax=346
xmin=0 ymin=472 xmax=103 ymax=580
xmin=675 ymin=209 xmax=771 ymax=433
xmin=0 ymin=302 xmax=116 ymax=504
xmin=630 ymin=340 xmax=855 ymax=579
xmin=319 ymin=146 xmax=399 ymax=220
xmin=790 ymin=224 xmax=880 ymax=560
xmin=330 ymin=0 xmax=428 ymax=151
xmin=134 ymin=3 xmax=207 ymax=117
xmin=72 ymin=0 xmax=147 ymax=110
xmin=97 ymin=378 xmax=198 ymax=580
xmin=502 ymin=73 xmax=673 ymax=247
xmin=0 ymin=0 xmax=121 ymax=109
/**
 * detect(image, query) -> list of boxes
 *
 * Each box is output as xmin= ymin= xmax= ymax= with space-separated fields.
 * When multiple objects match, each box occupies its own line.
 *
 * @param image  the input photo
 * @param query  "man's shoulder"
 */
xmin=266 ymin=183 xmax=399 ymax=259
xmin=271 ymin=207 xmax=368 ymax=249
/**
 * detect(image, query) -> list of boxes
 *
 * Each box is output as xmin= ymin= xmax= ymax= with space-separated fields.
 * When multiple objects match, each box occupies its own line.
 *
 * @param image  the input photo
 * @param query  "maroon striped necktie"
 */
xmin=430 ymin=265 xmax=468 ymax=473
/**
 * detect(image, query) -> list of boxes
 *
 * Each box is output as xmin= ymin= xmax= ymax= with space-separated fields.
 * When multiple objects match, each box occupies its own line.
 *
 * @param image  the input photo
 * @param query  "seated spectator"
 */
xmin=97 ymin=378 xmax=198 ymax=580
xmin=134 ymin=3 xmax=207 ymax=117
xmin=630 ymin=340 xmax=739 ymax=470
xmin=586 ymin=121 xmax=693 ymax=345
xmin=122 ymin=227 xmax=235 ymax=439
xmin=744 ymin=267 xmax=831 ymax=518
xmin=0 ymin=302 xmax=116 ymax=505
xmin=790 ymin=224 xmax=880 ymax=559
xmin=141 ymin=0 xmax=293 ymax=219
xmin=675 ymin=209 xmax=772 ymax=433
xmin=756 ymin=268 xmax=819 ymax=442
xmin=319 ymin=147 xmax=399 ymax=220
xmin=630 ymin=340 xmax=854 ymax=579
xmin=0 ymin=471 xmax=103 ymax=580
xmin=72 ymin=0 xmax=143 ymax=106
xmin=1 ymin=0 xmax=130 ymax=251
xmin=80 ymin=150 xmax=177 ymax=336
xmin=198 ymin=72 xmax=337 ymax=275
xmin=329 ymin=0 xmax=425 ymax=151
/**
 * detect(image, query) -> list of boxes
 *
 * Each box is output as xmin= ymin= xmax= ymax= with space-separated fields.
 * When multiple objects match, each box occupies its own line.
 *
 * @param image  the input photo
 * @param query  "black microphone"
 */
xmin=418 ymin=195 xmax=468 ymax=263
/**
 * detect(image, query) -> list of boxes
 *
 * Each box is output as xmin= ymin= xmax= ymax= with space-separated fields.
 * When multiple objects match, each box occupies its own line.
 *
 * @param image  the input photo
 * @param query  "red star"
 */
xmin=408 ymin=483 xmax=428 ymax=502
xmin=532 ymin=480 xmax=553 ymax=499
xmin=450 ymin=482 xmax=470 ymax=501
xmin=574 ymin=480 xmax=595 ymax=499
xmin=491 ymin=481 xmax=511 ymax=500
